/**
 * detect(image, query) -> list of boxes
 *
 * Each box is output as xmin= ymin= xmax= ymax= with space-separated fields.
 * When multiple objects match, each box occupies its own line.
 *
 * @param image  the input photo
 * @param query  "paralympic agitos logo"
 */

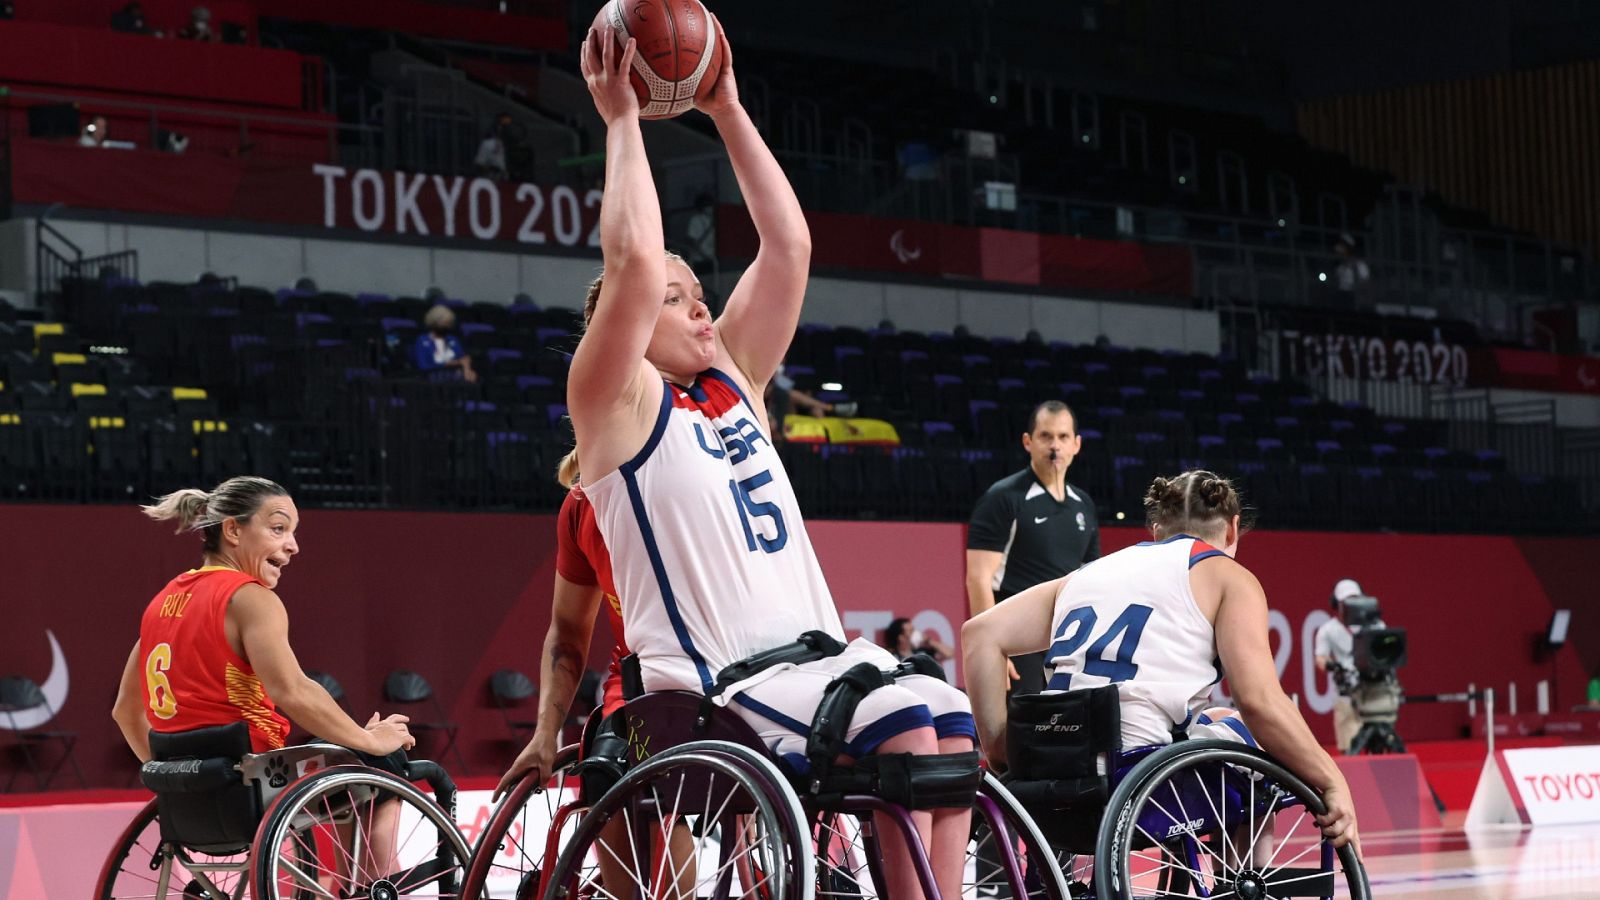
xmin=0 ymin=631 xmax=69 ymax=729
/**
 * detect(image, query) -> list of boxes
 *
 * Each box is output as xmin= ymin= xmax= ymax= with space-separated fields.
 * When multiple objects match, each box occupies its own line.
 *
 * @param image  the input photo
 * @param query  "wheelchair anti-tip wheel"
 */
xmin=461 ymin=744 xmax=583 ymax=899
xmin=810 ymin=771 xmax=1071 ymax=900
xmin=95 ymin=798 xmax=250 ymax=900
xmin=541 ymin=747 xmax=812 ymax=900
xmin=1097 ymin=741 xmax=1370 ymax=900
xmin=249 ymin=765 xmax=472 ymax=900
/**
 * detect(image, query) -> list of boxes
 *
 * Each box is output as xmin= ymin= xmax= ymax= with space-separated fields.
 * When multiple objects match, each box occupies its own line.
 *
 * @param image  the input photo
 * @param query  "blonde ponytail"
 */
xmin=556 ymin=448 xmax=580 ymax=489
xmin=142 ymin=476 xmax=289 ymax=551
xmin=141 ymin=488 xmax=212 ymax=533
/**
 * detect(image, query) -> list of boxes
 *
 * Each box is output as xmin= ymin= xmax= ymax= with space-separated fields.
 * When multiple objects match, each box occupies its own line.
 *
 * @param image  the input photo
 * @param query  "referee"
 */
xmin=965 ymin=400 xmax=1100 ymax=694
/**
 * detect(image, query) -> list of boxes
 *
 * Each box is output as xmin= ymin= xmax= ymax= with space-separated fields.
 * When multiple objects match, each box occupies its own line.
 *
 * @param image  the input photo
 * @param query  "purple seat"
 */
xmin=1023 ymin=358 xmax=1051 ymax=371
xmin=460 ymin=400 xmax=497 ymax=413
xmin=230 ymin=334 xmax=268 ymax=350
xmin=381 ymin=317 xmax=418 ymax=332
xmin=1288 ymin=395 xmax=1317 ymax=408
xmin=1083 ymin=362 xmax=1111 ymax=375
xmin=1315 ymin=440 xmax=1342 ymax=453
xmin=1078 ymin=427 xmax=1103 ymax=441
xmin=1236 ymin=461 xmax=1268 ymax=473
xmin=1300 ymin=463 xmax=1329 ymax=475
xmin=295 ymin=312 xmax=333 ymax=328
xmin=1095 ymin=406 xmax=1126 ymax=419
xmin=1217 ymin=412 xmax=1245 ymax=427
xmin=996 ymin=377 xmax=1025 ymax=391
xmin=1135 ymin=432 xmax=1165 ymax=445
xmin=314 ymin=338 xmax=346 ymax=348
xmin=344 ymin=367 xmax=380 ymax=382
xmin=547 ymin=403 xmax=569 ymax=425
xmin=460 ymin=322 xmax=496 ymax=337
xmin=1140 ymin=365 xmax=1168 ymax=379
xmin=785 ymin=364 xmax=816 ymax=379
xmin=835 ymin=345 xmax=865 ymax=360
xmin=1274 ymin=416 xmax=1300 ymax=428
xmin=1155 ymin=409 xmax=1185 ymax=422
xmin=1356 ymin=466 xmax=1384 ymax=480
xmin=1178 ymin=388 xmax=1206 ymax=400
xmin=1411 ymin=469 xmax=1438 ymax=481
xmin=1119 ymin=385 xmax=1147 ymax=398
xmin=356 ymin=292 xmax=392 ymax=305
xmin=535 ymin=327 xmax=569 ymax=345
xmin=1464 ymin=471 xmax=1493 ymax=484
xmin=922 ymin=420 xmax=956 ymax=434
xmin=1370 ymin=444 xmax=1396 ymax=458
xmin=1236 ymin=392 xmax=1261 ymax=405
xmin=516 ymin=375 xmax=554 ymax=391
xmin=1197 ymin=369 xmax=1222 ymax=382
xmin=1198 ymin=435 xmax=1226 ymax=450
xmin=899 ymin=350 xmax=929 ymax=363
xmin=1382 ymin=422 xmax=1408 ymax=435
xmin=932 ymin=374 xmax=964 ymax=389
xmin=1256 ymin=437 xmax=1285 ymax=451
xmin=1329 ymin=419 xmax=1355 ymax=432
xmin=487 ymin=348 xmax=525 ymax=364
xmin=961 ymin=354 xmax=991 ymax=367
xmin=970 ymin=399 xmax=1000 ymax=414
xmin=1059 ymin=382 xmax=1087 ymax=395
xmin=276 ymin=287 xmax=314 ymax=302
xmin=1423 ymin=447 xmax=1451 ymax=460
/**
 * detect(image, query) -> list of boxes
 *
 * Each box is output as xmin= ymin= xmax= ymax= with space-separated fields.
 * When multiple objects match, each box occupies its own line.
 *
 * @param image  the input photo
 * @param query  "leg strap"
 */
xmin=813 ymin=751 xmax=983 ymax=810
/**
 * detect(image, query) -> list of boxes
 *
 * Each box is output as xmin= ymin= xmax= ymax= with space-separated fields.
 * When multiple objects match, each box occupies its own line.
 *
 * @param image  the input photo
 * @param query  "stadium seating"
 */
xmin=1 ymin=275 xmax=1588 ymax=535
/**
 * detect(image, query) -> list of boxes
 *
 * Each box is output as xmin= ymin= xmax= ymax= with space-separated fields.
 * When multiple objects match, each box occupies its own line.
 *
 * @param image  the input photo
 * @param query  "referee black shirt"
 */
xmin=966 ymin=468 xmax=1100 ymax=602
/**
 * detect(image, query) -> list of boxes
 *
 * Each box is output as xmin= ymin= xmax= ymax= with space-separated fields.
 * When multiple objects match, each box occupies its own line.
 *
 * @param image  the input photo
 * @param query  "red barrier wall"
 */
xmin=0 ymin=21 xmax=306 ymax=109
xmin=0 ymin=505 xmax=1592 ymax=788
xmin=717 ymin=206 xmax=1195 ymax=297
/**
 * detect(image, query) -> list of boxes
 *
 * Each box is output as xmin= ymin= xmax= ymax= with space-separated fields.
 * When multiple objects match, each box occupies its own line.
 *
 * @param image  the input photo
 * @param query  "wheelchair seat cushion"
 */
xmin=1006 ymin=685 xmax=1120 ymax=780
xmin=144 ymin=723 xmax=261 ymax=853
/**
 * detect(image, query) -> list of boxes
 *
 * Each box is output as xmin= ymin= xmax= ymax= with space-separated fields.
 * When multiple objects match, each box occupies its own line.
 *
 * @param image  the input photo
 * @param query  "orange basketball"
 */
xmin=592 ymin=0 xmax=724 ymax=120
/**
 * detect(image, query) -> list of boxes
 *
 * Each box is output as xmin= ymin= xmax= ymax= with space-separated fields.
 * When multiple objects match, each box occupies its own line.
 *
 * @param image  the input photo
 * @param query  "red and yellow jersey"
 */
xmin=557 ymin=483 xmax=629 ymax=716
xmin=139 ymin=566 xmax=290 ymax=752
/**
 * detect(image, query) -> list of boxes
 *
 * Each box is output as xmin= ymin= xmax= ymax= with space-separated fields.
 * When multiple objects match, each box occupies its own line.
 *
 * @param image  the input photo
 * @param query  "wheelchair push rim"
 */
xmin=540 ymin=748 xmax=809 ymax=900
xmin=1096 ymin=741 xmax=1370 ymax=900
xmin=249 ymin=764 xmax=474 ymax=900
xmin=460 ymin=743 xmax=584 ymax=899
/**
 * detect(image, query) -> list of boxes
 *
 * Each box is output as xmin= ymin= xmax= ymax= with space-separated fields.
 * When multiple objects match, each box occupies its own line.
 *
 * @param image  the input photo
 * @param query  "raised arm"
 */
xmin=697 ymin=24 xmax=811 ymax=390
xmin=568 ymin=25 xmax=666 ymax=444
xmin=961 ymin=575 xmax=1068 ymax=769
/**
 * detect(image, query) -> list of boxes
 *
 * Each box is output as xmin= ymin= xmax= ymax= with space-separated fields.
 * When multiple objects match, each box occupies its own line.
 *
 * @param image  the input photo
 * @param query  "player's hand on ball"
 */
xmin=694 ymin=15 xmax=738 ymax=118
xmin=581 ymin=23 xmax=640 ymax=125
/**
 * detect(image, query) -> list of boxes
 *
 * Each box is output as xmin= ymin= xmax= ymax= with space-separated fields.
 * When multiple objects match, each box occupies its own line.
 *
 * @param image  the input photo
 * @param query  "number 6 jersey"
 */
xmin=585 ymin=369 xmax=843 ymax=696
xmin=1044 ymin=534 xmax=1229 ymax=748
xmin=140 ymin=566 xmax=291 ymax=751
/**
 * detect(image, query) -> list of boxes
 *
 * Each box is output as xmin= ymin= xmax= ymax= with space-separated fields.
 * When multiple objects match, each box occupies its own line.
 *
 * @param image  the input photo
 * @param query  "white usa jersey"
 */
xmin=585 ymin=368 xmax=843 ymax=695
xmin=1044 ymin=534 xmax=1229 ymax=749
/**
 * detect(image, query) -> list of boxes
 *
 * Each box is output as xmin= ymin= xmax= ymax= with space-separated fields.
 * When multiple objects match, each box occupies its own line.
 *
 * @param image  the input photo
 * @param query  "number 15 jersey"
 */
xmin=585 ymin=369 xmax=843 ymax=696
xmin=1044 ymin=534 xmax=1228 ymax=748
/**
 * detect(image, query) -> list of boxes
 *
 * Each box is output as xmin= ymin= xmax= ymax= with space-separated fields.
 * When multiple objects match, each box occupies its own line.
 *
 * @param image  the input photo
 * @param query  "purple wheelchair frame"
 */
xmin=613 ymin=691 xmax=1031 ymax=900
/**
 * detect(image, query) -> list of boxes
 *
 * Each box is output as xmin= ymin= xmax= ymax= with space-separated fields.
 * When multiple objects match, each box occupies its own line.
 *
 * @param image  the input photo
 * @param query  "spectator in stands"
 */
xmin=177 ymin=5 xmax=218 ymax=42
xmin=293 ymin=276 xmax=318 ymax=293
xmin=474 ymin=131 xmax=507 ymax=180
xmin=110 ymin=2 xmax=150 ymax=34
xmin=1333 ymin=233 xmax=1372 ymax=303
xmin=966 ymin=400 xmax=1100 ymax=694
xmin=763 ymin=363 xmax=858 ymax=442
xmin=510 ymin=292 xmax=538 ymax=310
xmin=883 ymin=617 xmax=954 ymax=664
xmin=79 ymin=116 xmax=110 ymax=148
xmin=413 ymin=304 xmax=478 ymax=383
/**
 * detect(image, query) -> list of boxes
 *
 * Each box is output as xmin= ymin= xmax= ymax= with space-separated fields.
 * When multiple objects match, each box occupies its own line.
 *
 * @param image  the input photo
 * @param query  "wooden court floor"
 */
xmin=1358 ymin=820 xmax=1600 ymax=898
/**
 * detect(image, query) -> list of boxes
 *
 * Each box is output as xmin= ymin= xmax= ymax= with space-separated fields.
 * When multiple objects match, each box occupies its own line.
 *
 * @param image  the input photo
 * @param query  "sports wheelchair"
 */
xmin=467 ymin=638 xmax=1071 ymax=900
xmin=95 ymin=722 xmax=472 ymax=900
xmin=1002 ymin=685 xmax=1372 ymax=900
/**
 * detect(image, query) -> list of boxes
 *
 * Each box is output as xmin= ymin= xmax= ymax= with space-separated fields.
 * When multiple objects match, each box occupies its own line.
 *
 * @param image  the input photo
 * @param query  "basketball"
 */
xmin=592 ymin=0 xmax=724 ymax=120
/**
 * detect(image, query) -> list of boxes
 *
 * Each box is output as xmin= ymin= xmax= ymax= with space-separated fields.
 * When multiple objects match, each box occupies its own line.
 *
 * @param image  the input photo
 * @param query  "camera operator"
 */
xmin=1314 ymin=579 xmax=1385 ymax=753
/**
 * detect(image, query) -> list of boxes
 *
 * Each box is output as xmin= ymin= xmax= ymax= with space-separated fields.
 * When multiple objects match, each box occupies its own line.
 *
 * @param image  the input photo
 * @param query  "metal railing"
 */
xmin=35 ymin=218 xmax=139 ymax=299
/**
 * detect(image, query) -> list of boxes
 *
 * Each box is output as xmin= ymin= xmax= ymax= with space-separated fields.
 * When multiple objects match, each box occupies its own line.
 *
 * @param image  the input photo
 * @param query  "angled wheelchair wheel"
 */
xmin=540 ymin=749 xmax=811 ymax=900
xmin=249 ymin=764 xmax=473 ymax=900
xmin=810 ymin=771 xmax=1071 ymax=900
xmin=1096 ymin=741 xmax=1370 ymax=900
xmin=461 ymin=744 xmax=584 ymax=899
xmin=95 ymin=798 xmax=251 ymax=900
